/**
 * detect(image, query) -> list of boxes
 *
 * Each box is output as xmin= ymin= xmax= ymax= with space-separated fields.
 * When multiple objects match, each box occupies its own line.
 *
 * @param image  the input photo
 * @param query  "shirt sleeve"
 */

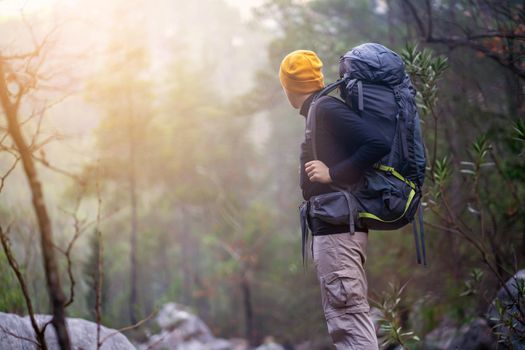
xmin=320 ymin=100 xmax=392 ymax=184
xmin=299 ymin=140 xmax=332 ymax=199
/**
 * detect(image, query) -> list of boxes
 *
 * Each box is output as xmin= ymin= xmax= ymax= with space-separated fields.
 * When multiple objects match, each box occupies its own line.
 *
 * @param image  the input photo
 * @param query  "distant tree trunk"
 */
xmin=179 ymin=206 xmax=193 ymax=305
xmin=193 ymin=272 xmax=212 ymax=322
xmin=129 ymin=167 xmax=138 ymax=323
xmin=241 ymin=271 xmax=255 ymax=346
xmin=128 ymin=94 xmax=139 ymax=325
xmin=0 ymin=61 xmax=71 ymax=350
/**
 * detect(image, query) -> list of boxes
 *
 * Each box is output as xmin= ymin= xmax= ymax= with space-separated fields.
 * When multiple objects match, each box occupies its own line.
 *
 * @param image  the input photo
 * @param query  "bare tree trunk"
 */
xmin=0 ymin=61 xmax=71 ymax=350
xmin=241 ymin=271 xmax=255 ymax=346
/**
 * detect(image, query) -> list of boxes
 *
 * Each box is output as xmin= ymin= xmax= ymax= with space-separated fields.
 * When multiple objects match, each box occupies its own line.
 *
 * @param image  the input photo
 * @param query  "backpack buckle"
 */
xmin=393 ymin=89 xmax=401 ymax=101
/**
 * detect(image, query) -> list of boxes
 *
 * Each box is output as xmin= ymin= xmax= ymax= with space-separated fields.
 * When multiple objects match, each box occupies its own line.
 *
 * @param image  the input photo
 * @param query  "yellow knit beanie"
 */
xmin=279 ymin=50 xmax=324 ymax=94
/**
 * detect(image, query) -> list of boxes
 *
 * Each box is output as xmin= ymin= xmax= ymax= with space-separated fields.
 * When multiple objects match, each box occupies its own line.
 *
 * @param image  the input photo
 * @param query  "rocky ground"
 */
xmin=1 ymin=270 xmax=524 ymax=349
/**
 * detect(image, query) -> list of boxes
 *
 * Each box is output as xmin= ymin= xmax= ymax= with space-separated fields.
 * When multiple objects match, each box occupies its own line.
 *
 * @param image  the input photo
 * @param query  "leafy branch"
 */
xmin=372 ymin=282 xmax=420 ymax=349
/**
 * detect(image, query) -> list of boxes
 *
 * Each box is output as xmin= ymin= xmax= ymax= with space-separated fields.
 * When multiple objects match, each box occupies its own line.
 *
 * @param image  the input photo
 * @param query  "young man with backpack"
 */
xmin=279 ymin=49 xmax=385 ymax=349
xmin=279 ymin=45 xmax=426 ymax=349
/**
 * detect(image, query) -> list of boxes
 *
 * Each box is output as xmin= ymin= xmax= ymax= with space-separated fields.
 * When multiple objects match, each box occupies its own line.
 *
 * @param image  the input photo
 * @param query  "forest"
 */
xmin=0 ymin=0 xmax=524 ymax=349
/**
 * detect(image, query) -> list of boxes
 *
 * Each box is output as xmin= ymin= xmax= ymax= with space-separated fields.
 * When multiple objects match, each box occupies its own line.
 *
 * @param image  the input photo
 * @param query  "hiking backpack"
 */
xmin=304 ymin=43 xmax=427 ymax=265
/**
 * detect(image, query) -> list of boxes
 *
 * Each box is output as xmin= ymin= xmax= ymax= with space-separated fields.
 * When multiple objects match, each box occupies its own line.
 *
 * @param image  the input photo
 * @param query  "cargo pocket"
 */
xmin=321 ymin=269 xmax=366 ymax=309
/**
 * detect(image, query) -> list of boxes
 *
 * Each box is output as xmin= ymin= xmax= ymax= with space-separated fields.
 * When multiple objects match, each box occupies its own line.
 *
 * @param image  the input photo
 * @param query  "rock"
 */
xmin=139 ymin=303 xmax=241 ymax=350
xmin=487 ymin=269 xmax=525 ymax=348
xmin=255 ymin=343 xmax=285 ymax=350
xmin=229 ymin=338 xmax=249 ymax=350
xmin=446 ymin=318 xmax=496 ymax=350
xmin=156 ymin=302 xmax=214 ymax=343
xmin=294 ymin=339 xmax=333 ymax=350
xmin=255 ymin=336 xmax=285 ymax=350
xmin=0 ymin=312 xmax=135 ymax=350
xmin=424 ymin=318 xmax=458 ymax=350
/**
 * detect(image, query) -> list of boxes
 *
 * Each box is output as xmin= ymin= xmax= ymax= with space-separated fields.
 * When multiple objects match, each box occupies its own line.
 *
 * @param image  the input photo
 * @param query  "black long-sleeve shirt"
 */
xmin=299 ymin=92 xmax=394 ymax=235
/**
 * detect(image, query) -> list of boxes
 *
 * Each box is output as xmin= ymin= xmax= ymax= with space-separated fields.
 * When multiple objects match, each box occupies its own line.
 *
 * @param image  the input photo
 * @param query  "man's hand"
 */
xmin=305 ymin=160 xmax=332 ymax=184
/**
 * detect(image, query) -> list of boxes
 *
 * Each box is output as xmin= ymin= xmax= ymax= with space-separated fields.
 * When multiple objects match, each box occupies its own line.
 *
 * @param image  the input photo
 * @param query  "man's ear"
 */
xmin=283 ymin=88 xmax=309 ymax=109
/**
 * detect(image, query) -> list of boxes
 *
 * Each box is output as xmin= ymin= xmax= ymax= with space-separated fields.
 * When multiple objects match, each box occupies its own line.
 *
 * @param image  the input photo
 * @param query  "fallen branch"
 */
xmin=99 ymin=309 xmax=157 ymax=347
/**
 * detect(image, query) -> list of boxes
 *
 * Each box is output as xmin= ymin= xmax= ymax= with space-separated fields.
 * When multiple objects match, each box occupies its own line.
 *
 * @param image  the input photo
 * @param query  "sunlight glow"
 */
xmin=0 ymin=0 xmax=60 ymax=16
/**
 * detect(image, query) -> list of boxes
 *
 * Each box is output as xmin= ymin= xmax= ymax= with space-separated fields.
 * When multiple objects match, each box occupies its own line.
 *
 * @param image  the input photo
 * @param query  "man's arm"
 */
xmin=300 ymin=141 xmax=333 ymax=198
xmin=323 ymin=99 xmax=393 ymax=184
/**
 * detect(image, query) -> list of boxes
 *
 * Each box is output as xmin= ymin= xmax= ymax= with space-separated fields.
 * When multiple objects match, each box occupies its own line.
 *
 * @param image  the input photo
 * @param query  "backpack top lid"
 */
xmin=339 ymin=43 xmax=405 ymax=86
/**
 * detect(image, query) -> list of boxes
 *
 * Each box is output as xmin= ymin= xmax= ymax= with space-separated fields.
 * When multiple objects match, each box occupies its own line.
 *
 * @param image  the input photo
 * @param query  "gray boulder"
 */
xmin=139 ymin=303 xmax=240 ymax=350
xmin=446 ymin=318 xmax=496 ymax=350
xmin=424 ymin=318 xmax=459 ymax=350
xmin=424 ymin=317 xmax=498 ymax=350
xmin=254 ymin=336 xmax=285 ymax=350
xmin=487 ymin=269 xmax=525 ymax=348
xmin=0 ymin=312 xmax=135 ymax=349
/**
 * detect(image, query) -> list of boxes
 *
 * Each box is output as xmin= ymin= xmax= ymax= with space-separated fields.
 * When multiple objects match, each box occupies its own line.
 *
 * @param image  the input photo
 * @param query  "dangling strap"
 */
xmin=412 ymin=203 xmax=427 ymax=266
xmin=419 ymin=205 xmax=427 ymax=266
xmin=299 ymin=201 xmax=310 ymax=266
xmin=412 ymin=218 xmax=422 ymax=265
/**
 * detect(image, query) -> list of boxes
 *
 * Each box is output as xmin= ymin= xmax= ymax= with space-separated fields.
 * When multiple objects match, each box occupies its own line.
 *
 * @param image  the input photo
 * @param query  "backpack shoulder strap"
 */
xmin=305 ymin=79 xmax=357 ymax=236
xmin=306 ymin=80 xmax=344 ymax=160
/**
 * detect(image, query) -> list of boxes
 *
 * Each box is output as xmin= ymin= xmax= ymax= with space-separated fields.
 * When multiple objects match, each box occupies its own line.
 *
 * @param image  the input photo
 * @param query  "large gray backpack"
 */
xmin=304 ymin=43 xmax=427 ymax=265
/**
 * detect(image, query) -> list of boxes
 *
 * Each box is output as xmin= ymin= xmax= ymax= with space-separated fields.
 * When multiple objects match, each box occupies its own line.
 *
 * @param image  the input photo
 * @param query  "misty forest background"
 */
xmin=0 ymin=0 xmax=524 ymax=348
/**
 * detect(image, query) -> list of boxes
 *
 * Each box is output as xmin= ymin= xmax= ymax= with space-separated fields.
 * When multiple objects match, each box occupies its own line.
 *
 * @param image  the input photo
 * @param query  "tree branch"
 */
xmin=0 ymin=226 xmax=48 ymax=350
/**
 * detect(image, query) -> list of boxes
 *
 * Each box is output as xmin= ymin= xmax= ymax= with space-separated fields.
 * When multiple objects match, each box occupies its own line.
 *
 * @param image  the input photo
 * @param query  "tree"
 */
xmin=0 ymin=25 xmax=72 ymax=350
xmin=85 ymin=35 xmax=154 ymax=324
xmin=400 ymin=0 xmax=525 ymax=81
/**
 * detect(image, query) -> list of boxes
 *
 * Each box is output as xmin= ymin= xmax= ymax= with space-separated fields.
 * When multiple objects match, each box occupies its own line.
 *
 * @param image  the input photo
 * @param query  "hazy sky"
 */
xmin=0 ymin=0 xmax=265 ymax=20
xmin=224 ymin=0 xmax=265 ymax=20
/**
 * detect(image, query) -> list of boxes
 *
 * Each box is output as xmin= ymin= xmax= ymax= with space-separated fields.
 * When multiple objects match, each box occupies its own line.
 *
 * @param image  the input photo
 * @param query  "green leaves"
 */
xmin=433 ymin=156 xmax=451 ymax=187
xmin=401 ymin=43 xmax=449 ymax=119
xmin=489 ymin=277 xmax=525 ymax=347
xmin=459 ymin=135 xmax=494 ymax=179
xmin=373 ymin=282 xmax=420 ymax=349
xmin=460 ymin=268 xmax=484 ymax=297
xmin=472 ymin=134 xmax=491 ymax=163
xmin=513 ymin=120 xmax=525 ymax=153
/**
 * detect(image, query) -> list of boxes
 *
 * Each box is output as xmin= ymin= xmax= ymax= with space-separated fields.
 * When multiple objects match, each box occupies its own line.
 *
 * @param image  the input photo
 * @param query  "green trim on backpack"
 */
xmin=358 ymin=187 xmax=416 ymax=223
xmin=357 ymin=164 xmax=417 ymax=223
xmin=374 ymin=164 xmax=416 ymax=190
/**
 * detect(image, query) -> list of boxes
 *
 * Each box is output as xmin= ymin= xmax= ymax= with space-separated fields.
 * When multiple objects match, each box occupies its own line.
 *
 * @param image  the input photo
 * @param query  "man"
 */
xmin=279 ymin=50 xmax=392 ymax=349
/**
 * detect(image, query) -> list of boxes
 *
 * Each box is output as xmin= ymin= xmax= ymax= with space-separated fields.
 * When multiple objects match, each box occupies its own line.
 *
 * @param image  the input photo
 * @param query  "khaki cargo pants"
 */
xmin=313 ymin=231 xmax=378 ymax=350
